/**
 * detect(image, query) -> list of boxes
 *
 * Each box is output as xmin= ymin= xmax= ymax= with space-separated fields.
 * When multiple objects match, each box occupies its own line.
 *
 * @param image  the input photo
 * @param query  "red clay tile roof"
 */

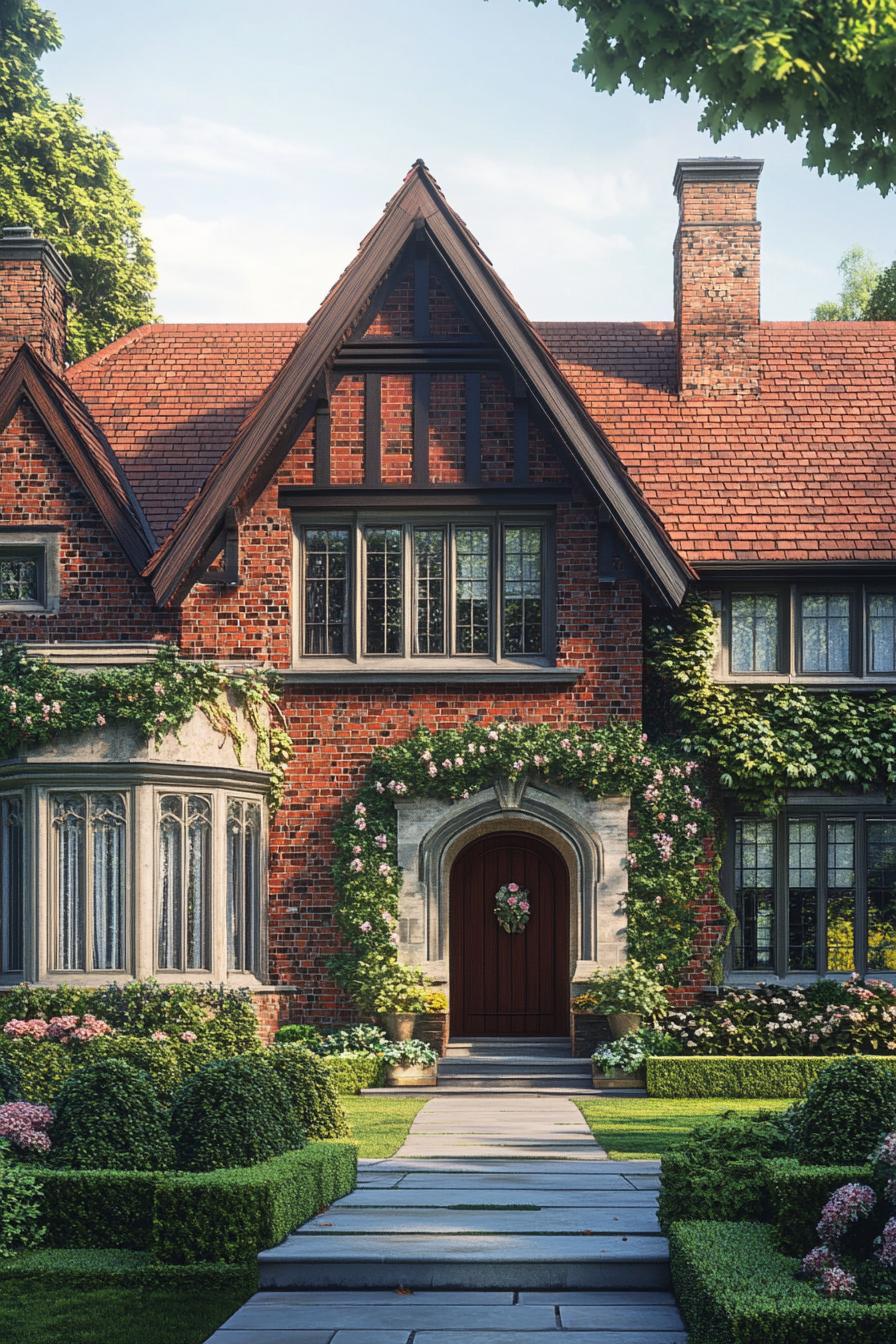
xmin=66 ymin=318 xmax=896 ymax=568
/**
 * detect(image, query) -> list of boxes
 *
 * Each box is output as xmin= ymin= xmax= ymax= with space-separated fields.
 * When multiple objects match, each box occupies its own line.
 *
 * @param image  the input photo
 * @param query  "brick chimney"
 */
xmin=673 ymin=158 xmax=763 ymax=398
xmin=0 ymin=225 xmax=70 ymax=372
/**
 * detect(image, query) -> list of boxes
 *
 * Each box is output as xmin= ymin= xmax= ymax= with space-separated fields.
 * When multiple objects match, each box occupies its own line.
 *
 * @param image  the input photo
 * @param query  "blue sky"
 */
xmin=44 ymin=0 xmax=895 ymax=324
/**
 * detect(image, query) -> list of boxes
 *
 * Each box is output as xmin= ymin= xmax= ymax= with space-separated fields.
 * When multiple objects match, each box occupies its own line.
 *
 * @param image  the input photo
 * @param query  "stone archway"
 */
xmin=393 ymin=775 xmax=630 ymax=1008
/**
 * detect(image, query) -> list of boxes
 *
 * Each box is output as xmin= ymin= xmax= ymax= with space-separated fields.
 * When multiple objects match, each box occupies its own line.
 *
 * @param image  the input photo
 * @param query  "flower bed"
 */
xmin=670 ymin=1220 xmax=896 ymax=1344
xmin=647 ymin=1055 xmax=896 ymax=1099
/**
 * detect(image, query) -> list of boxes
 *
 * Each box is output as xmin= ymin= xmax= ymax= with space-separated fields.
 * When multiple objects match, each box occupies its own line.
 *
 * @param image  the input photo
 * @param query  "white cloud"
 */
xmin=455 ymin=152 xmax=651 ymax=222
xmin=117 ymin=117 xmax=323 ymax=180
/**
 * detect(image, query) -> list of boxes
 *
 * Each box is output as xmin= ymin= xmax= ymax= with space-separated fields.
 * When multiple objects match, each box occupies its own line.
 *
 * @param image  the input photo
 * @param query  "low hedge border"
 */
xmin=670 ymin=1220 xmax=896 ymax=1344
xmin=647 ymin=1055 xmax=896 ymax=1099
xmin=765 ymin=1157 xmax=875 ymax=1254
xmin=319 ymin=1052 xmax=384 ymax=1094
xmin=0 ymin=1035 xmax=216 ymax=1104
xmin=0 ymin=1248 xmax=256 ymax=1292
xmin=32 ymin=1141 xmax=357 ymax=1264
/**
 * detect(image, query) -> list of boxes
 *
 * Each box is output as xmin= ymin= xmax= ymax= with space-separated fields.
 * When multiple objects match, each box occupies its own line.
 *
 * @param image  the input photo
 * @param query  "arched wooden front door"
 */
xmin=449 ymin=831 xmax=570 ymax=1036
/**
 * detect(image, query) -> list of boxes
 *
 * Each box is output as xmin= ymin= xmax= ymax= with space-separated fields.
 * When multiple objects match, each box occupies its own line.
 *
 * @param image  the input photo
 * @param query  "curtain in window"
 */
xmin=54 ymin=796 xmax=85 ymax=971
xmin=91 ymin=795 xmax=125 ymax=971
xmin=186 ymin=798 xmax=211 ymax=970
xmin=0 ymin=797 xmax=24 ymax=975
xmin=227 ymin=799 xmax=262 ymax=973
xmin=158 ymin=796 xmax=183 ymax=970
xmin=159 ymin=794 xmax=210 ymax=971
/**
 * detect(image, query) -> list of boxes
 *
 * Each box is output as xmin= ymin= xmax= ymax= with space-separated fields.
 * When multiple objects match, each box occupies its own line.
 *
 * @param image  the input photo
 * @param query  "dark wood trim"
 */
xmin=465 ymin=372 xmax=481 ymax=484
xmin=313 ymin=397 xmax=330 ymax=487
xmin=414 ymin=233 xmax=430 ymax=340
xmin=278 ymin=486 xmax=572 ymax=510
xmin=335 ymin=341 xmax=504 ymax=372
xmin=412 ymin=372 xmax=430 ymax=486
xmin=512 ymin=374 xmax=528 ymax=486
xmin=364 ymin=373 xmax=381 ymax=487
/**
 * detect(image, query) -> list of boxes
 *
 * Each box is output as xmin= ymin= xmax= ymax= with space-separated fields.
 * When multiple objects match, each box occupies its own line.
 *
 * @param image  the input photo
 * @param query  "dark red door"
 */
xmin=449 ymin=831 xmax=569 ymax=1036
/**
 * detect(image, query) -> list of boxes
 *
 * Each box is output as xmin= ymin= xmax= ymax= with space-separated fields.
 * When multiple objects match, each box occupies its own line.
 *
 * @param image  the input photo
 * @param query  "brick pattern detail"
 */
xmin=674 ymin=177 xmax=761 ymax=399
xmin=0 ymin=255 xmax=67 ymax=373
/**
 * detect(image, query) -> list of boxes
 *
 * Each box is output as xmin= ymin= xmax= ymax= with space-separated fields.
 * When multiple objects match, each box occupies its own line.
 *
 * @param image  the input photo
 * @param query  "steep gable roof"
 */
xmin=139 ymin=162 xmax=692 ymax=609
xmin=0 ymin=343 xmax=156 ymax=570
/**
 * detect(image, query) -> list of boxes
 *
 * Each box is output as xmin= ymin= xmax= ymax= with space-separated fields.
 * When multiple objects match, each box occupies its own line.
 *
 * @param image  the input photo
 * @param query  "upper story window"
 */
xmin=729 ymin=804 xmax=896 ymax=977
xmin=719 ymin=583 xmax=894 ymax=682
xmin=296 ymin=515 xmax=552 ymax=664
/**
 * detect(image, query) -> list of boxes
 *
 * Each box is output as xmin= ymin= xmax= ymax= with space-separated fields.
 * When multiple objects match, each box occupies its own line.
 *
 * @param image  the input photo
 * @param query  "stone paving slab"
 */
xmin=220 ymin=1304 xmax=559 ymax=1331
xmin=412 ymin=1333 xmax=687 ymax=1343
xmin=300 ymin=1207 xmax=661 ymax=1236
xmin=205 ymin=1333 xmax=334 ymax=1343
xmin=359 ymin=1160 xmax=661 ymax=1174
xmin=249 ymin=1292 xmax=517 ymax=1306
xmin=393 ymin=1173 xmax=643 ymax=1190
xmin=559 ymin=1304 xmax=684 ymax=1330
xmin=339 ymin=1188 xmax=659 ymax=1208
xmin=517 ymin=1291 xmax=677 ymax=1305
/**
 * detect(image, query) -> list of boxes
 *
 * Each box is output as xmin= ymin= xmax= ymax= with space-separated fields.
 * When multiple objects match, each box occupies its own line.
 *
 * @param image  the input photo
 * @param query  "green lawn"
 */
xmin=575 ymin=1096 xmax=794 ymax=1160
xmin=341 ymin=1094 xmax=429 ymax=1157
xmin=0 ymin=1280 xmax=254 ymax=1344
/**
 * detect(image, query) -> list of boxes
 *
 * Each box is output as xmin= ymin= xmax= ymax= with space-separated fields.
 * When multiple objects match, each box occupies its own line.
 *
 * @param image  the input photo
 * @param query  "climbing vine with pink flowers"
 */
xmin=330 ymin=719 xmax=719 ymax=1011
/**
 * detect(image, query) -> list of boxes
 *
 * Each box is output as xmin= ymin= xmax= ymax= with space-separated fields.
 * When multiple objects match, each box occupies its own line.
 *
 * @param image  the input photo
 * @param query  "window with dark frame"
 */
xmin=0 ymin=549 xmax=43 ymax=605
xmin=799 ymin=593 xmax=852 ymax=673
xmin=868 ymin=594 xmax=896 ymax=673
xmin=298 ymin=517 xmax=550 ymax=663
xmin=729 ymin=807 xmax=896 ymax=976
xmin=0 ymin=797 xmax=24 ymax=976
xmin=729 ymin=593 xmax=780 ymax=674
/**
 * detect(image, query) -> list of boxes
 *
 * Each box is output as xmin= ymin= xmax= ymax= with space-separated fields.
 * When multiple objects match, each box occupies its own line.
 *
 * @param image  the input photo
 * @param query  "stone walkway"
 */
xmin=205 ymin=1095 xmax=684 ymax=1342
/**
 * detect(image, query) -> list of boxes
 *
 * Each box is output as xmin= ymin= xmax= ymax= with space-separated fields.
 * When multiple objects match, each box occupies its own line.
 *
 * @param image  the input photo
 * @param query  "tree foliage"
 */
xmin=533 ymin=0 xmax=896 ymax=194
xmin=814 ymin=245 xmax=896 ymax=319
xmin=0 ymin=0 xmax=158 ymax=360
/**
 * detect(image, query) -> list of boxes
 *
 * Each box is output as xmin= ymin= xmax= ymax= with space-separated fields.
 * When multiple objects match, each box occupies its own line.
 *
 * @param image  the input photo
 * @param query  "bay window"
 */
xmin=158 ymin=794 xmax=211 ymax=971
xmin=729 ymin=806 xmax=896 ymax=976
xmin=227 ymin=799 xmax=262 ymax=974
xmin=297 ymin=515 xmax=551 ymax=663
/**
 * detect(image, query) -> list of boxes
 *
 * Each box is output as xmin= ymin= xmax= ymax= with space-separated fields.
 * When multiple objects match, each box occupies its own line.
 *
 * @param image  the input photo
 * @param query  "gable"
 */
xmin=143 ymin=163 xmax=691 ymax=609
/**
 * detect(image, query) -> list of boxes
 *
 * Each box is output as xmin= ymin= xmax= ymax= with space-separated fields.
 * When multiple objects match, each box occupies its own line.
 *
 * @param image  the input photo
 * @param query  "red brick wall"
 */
xmin=674 ymin=174 xmax=761 ymax=399
xmin=0 ymin=252 xmax=67 ymax=373
xmin=0 ymin=404 xmax=172 ymax=641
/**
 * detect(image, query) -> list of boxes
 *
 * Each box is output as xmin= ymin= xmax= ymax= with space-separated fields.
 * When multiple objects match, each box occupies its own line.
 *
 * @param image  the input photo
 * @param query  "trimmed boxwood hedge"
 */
xmin=319 ymin=1051 xmax=384 ymax=1094
xmin=647 ymin=1055 xmax=896 ymax=1099
xmin=0 ymin=1035 xmax=215 ymax=1105
xmin=670 ymin=1220 xmax=896 ymax=1343
xmin=152 ymin=1142 xmax=357 ymax=1264
xmin=32 ymin=1141 xmax=356 ymax=1264
xmin=765 ymin=1157 xmax=876 ymax=1254
xmin=0 ymin=1248 xmax=256 ymax=1293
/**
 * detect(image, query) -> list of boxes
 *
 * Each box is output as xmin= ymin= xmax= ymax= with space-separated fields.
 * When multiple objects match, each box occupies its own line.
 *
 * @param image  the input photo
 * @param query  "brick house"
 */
xmin=1 ymin=157 xmax=894 ymax=1037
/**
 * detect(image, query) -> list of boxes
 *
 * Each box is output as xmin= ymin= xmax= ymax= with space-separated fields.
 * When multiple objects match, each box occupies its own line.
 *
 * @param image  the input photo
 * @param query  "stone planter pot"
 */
xmin=606 ymin=1011 xmax=642 ymax=1040
xmin=385 ymin=1060 xmax=438 ymax=1087
xmin=571 ymin=1011 xmax=611 ymax=1058
xmin=382 ymin=1012 xmax=417 ymax=1042
xmin=592 ymin=1062 xmax=646 ymax=1089
xmin=414 ymin=1012 xmax=449 ymax=1057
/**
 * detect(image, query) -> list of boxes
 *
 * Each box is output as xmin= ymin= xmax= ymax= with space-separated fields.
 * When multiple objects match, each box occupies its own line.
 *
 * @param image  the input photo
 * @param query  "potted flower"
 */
xmin=584 ymin=961 xmax=668 ymax=1039
xmin=414 ymin=989 xmax=449 ymax=1057
xmin=382 ymin=1038 xmax=439 ymax=1087
xmin=374 ymin=965 xmax=431 ymax=1042
xmin=591 ymin=1027 xmax=675 ymax=1089
xmin=570 ymin=988 xmax=608 ymax=1058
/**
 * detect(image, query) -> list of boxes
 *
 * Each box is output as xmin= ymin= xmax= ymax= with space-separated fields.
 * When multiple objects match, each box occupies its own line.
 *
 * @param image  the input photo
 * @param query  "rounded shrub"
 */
xmin=0 ymin=1057 xmax=21 ymax=1102
xmin=170 ymin=1054 xmax=299 ymax=1171
xmin=51 ymin=1058 xmax=174 ymax=1171
xmin=796 ymin=1056 xmax=896 ymax=1164
xmin=268 ymin=1045 xmax=348 ymax=1138
xmin=274 ymin=1024 xmax=322 ymax=1049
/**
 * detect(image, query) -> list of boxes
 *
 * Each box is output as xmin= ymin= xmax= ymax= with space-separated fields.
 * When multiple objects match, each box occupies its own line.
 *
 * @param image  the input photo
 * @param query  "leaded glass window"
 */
xmin=414 ymin=529 xmax=445 ymax=655
xmin=868 ymin=595 xmax=896 ymax=674
xmin=0 ymin=551 xmax=41 ymax=604
xmin=227 ymin=799 xmax=262 ymax=974
xmin=826 ymin=820 xmax=856 ymax=971
xmin=364 ymin=527 xmax=402 ymax=655
xmin=503 ymin=526 xmax=544 ymax=656
xmin=454 ymin=527 xmax=491 ymax=655
xmin=158 ymin=795 xmax=211 ymax=971
xmin=730 ymin=594 xmax=778 ymax=673
xmin=787 ymin=818 xmax=817 ymax=970
xmin=866 ymin=819 xmax=896 ymax=972
xmin=733 ymin=819 xmax=775 ymax=970
xmin=52 ymin=792 xmax=125 ymax=972
xmin=303 ymin=528 xmax=350 ymax=655
xmin=800 ymin=594 xmax=852 ymax=673
xmin=0 ymin=797 xmax=23 ymax=975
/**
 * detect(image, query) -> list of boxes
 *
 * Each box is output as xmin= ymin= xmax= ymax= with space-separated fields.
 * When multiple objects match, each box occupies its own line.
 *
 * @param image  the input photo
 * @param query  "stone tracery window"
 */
xmin=52 ymin=792 xmax=126 ymax=972
xmin=0 ymin=796 xmax=24 ymax=976
xmin=158 ymin=794 xmax=211 ymax=971
xmin=227 ymin=799 xmax=262 ymax=974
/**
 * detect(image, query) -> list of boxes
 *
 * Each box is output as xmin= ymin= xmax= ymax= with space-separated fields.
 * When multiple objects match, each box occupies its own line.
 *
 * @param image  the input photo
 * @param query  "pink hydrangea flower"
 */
xmin=180 ymin=1031 xmax=197 ymax=1043
xmin=0 ymin=1101 xmax=52 ymax=1155
xmin=817 ymin=1183 xmax=877 ymax=1243
xmin=151 ymin=1030 xmax=168 ymax=1042
xmin=819 ymin=1266 xmax=857 ymax=1297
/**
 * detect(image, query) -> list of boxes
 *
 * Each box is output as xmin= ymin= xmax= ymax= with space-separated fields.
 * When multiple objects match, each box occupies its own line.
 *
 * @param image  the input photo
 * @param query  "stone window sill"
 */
xmin=280 ymin=662 xmax=585 ymax=686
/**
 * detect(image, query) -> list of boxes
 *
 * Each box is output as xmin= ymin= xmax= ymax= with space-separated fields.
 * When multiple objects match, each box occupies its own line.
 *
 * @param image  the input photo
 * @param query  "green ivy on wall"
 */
xmin=0 ymin=644 xmax=294 ymax=809
xmin=330 ymin=719 xmax=717 ymax=1010
xmin=647 ymin=596 xmax=896 ymax=812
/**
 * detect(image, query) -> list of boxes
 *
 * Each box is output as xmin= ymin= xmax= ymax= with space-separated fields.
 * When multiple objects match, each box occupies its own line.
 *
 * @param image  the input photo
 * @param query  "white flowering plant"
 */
xmin=663 ymin=977 xmax=896 ymax=1056
xmin=592 ymin=1027 xmax=678 ymax=1075
xmin=330 ymin=720 xmax=713 ymax=1013
xmin=494 ymin=883 xmax=530 ymax=934
xmin=381 ymin=1038 xmax=438 ymax=1068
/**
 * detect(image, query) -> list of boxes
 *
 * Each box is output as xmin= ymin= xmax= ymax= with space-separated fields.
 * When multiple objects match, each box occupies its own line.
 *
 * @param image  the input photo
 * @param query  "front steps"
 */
xmin=257 ymin=1156 xmax=670 ymax=1293
xmin=365 ymin=1036 xmax=597 ymax=1095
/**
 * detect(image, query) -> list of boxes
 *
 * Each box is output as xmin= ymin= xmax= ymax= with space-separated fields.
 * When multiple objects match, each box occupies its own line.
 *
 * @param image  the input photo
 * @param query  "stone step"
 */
xmin=359 ymin=1159 xmax=661 ymax=1174
xmin=257 ymin=1233 xmax=671 ymax=1291
xmin=362 ymin=1083 xmax=600 ymax=1095
xmin=301 ymin=1205 xmax=662 ymax=1235
xmin=341 ymin=1186 xmax=660 ymax=1208
xmin=446 ymin=1036 xmax=572 ymax=1058
xmin=440 ymin=1057 xmax=590 ymax=1071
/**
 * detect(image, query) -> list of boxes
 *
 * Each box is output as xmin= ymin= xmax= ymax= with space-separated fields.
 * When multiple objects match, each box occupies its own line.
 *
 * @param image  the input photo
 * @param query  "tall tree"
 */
xmin=0 ymin=1 xmax=157 ymax=361
xmin=866 ymin=261 xmax=896 ymax=318
xmin=531 ymin=1 xmax=896 ymax=194
xmin=814 ymin=246 xmax=882 ymax=319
